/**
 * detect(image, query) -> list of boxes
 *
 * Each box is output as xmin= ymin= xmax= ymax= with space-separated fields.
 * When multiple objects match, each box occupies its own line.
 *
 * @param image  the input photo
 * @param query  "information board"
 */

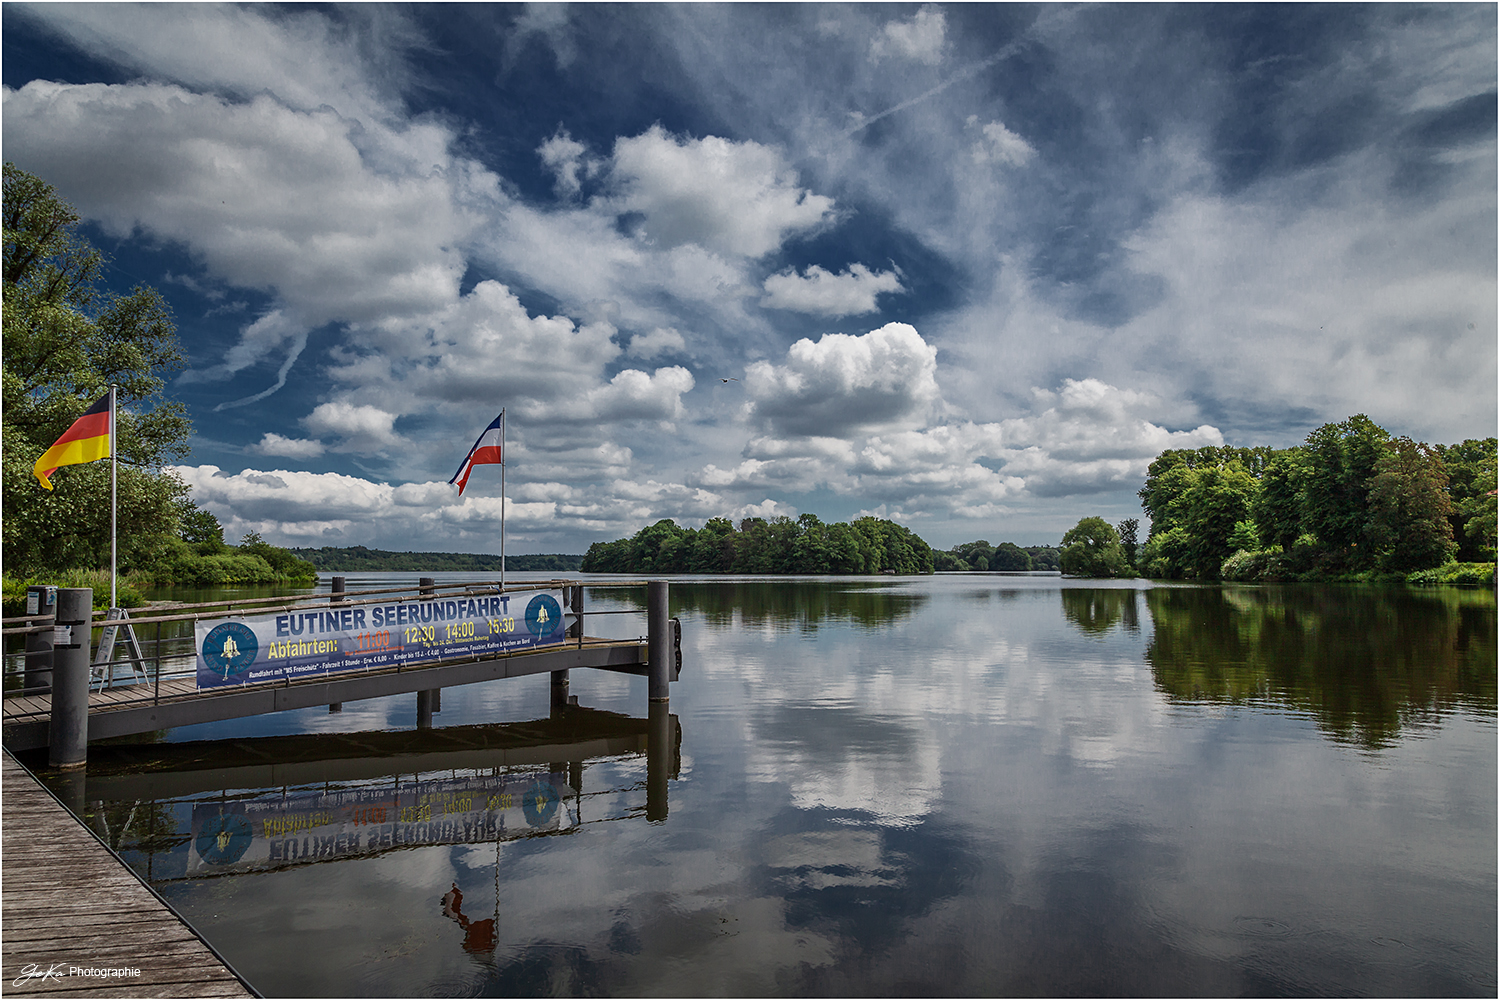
xmin=195 ymin=589 xmax=567 ymax=690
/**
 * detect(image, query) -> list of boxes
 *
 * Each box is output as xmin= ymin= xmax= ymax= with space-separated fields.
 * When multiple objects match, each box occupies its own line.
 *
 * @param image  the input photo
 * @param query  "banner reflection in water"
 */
xmin=188 ymin=771 xmax=575 ymax=875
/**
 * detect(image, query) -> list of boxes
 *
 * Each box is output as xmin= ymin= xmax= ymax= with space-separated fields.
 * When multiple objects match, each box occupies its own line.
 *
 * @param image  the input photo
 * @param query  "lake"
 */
xmin=48 ymin=573 xmax=1497 ymax=996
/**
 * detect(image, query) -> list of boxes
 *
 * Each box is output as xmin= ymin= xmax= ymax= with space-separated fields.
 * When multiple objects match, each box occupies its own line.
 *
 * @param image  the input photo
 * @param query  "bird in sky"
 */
xmin=720 ymin=378 xmax=738 ymax=383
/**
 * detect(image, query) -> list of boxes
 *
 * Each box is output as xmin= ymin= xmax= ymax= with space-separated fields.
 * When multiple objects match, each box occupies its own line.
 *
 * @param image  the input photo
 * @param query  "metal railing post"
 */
xmin=24 ymin=585 xmax=56 ymax=693
xmin=49 ymin=588 xmax=92 ymax=770
xmin=418 ymin=577 xmax=439 ymax=716
xmin=329 ymin=576 xmax=345 ymax=713
xmin=647 ymin=580 xmax=671 ymax=703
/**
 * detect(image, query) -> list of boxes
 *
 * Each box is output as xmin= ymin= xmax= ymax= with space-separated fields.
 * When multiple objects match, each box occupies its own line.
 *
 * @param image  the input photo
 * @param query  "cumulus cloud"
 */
xmin=2 ymin=82 xmax=478 ymax=328
xmin=745 ymin=322 xmax=940 ymax=437
xmin=604 ymin=125 xmax=835 ymax=258
xmin=302 ymin=401 xmax=406 ymax=454
xmin=627 ymin=326 xmax=688 ymax=359
xmin=252 ymin=433 xmax=326 ymax=459
xmin=537 ymin=127 xmax=594 ymax=198
xmin=870 ymin=4 xmax=946 ymax=64
xmin=761 ymin=263 xmax=905 ymax=316
xmin=969 ymin=118 xmax=1036 ymax=167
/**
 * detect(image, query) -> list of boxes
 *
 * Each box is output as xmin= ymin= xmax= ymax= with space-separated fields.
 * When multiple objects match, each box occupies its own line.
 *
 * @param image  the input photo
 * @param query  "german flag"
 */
xmin=33 ymin=392 xmax=112 ymax=491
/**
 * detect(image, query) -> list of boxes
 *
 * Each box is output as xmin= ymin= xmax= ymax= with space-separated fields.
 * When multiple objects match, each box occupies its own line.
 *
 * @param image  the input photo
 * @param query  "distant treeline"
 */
xmin=290 ymin=546 xmax=583 ymax=572
xmin=581 ymin=515 xmax=936 ymax=574
xmin=933 ymin=540 xmax=1061 ymax=572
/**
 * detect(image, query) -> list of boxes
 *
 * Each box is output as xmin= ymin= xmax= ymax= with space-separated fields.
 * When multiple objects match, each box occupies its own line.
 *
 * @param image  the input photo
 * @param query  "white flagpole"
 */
xmin=500 ymin=408 xmax=506 ymax=593
xmin=109 ymin=383 xmax=118 ymax=609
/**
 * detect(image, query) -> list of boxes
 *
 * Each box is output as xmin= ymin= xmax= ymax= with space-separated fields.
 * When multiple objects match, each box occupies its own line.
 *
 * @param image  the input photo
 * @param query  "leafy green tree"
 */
xmin=1434 ymin=438 xmax=1498 ymax=562
xmin=991 ymin=541 xmax=1031 ymax=571
xmin=1301 ymin=415 xmax=1389 ymax=558
xmin=1116 ymin=518 xmax=1139 ymax=566
xmin=1365 ymin=437 xmax=1456 ymax=572
xmin=1139 ymin=445 xmax=1275 ymax=538
xmin=1251 ymin=449 xmax=1307 ymax=551
xmin=1138 ymin=526 xmax=1192 ymax=579
xmin=1059 ymin=516 xmax=1132 ymax=577
xmin=175 ymin=497 xmax=226 ymax=553
xmin=1181 ymin=462 xmax=1259 ymax=578
xmin=3 ymin=164 xmax=192 ymax=575
xmin=1228 ymin=520 xmax=1261 ymax=552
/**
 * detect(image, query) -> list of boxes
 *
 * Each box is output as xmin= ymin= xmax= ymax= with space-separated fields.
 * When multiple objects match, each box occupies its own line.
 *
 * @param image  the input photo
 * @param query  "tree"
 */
xmin=1181 ymin=461 xmax=1259 ymax=579
xmin=1434 ymin=438 xmax=1498 ymax=562
xmin=1251 ymin=449 xmax=1306 ymax=552
xmin=1116 ymin=518 xmax=1139 ymax=566
xmin=1365 ymin=437 xmax=1456 ymax=572
xmin=1301 ymin=415 xmax=1389 ymax=557
xmin=3 ymin=164 xmax=192 ymax=575
xmin=1059 ymin=517 xmax=1132 ymax=577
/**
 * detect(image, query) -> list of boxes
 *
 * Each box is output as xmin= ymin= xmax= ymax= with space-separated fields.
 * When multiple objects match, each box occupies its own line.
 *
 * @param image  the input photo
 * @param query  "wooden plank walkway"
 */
xmin=0 ymin=751 xmax=256 ymax=998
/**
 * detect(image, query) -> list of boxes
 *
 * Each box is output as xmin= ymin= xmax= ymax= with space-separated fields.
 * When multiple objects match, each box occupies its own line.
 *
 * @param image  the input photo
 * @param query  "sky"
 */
xmin=3 ymin=3 xmax=1495 ymax=555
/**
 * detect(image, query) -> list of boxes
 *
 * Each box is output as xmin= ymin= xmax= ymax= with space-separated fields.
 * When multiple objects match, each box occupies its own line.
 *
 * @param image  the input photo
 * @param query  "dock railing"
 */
xmin=2 ymin=577 xmax=668 ymax=722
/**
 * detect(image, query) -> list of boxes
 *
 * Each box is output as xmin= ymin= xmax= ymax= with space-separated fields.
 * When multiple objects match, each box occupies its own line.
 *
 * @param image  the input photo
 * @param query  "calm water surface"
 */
xmin=56 ymin=574 xmax=1496 ymax=996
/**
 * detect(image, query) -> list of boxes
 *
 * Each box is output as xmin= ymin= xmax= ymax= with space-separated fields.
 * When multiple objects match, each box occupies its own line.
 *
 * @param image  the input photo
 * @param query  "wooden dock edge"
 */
xmin=1 ymin=749 xmax=259 ymax=998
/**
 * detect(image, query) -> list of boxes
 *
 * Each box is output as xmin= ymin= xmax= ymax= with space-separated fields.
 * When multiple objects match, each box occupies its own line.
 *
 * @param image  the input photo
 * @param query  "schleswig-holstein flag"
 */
xmin=450 ymin=410 xmax=504 ymax=496
xmin=33 ymin=392 xmax=112 ymax=490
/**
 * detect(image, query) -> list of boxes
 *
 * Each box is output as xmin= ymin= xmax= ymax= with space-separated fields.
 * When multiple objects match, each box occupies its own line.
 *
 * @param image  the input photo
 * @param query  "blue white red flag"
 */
xmin=450 ymin=411 xmax=504 ymax=496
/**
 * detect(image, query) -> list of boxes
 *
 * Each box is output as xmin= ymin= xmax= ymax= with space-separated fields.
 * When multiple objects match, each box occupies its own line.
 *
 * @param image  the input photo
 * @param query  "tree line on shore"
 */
xmin=1059 ymin=415 xmax=1496 ymax=583
xmin=289 ymin=547 xmax=582 ymax=572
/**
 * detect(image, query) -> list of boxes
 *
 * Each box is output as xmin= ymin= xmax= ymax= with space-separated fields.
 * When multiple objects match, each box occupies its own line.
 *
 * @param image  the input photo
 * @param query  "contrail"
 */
xmin=214 ymin=332 xmax=309 ymax=411
xmin=841 ymin=7 xmax=1076 ymax=139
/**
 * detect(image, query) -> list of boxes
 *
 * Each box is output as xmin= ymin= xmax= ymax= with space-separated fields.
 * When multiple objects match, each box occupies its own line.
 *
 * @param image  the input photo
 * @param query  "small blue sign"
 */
xmin=201 ymin=622 xmax=259 ymax=681
xmin=525 ymin=593 xmax=563 ymax=638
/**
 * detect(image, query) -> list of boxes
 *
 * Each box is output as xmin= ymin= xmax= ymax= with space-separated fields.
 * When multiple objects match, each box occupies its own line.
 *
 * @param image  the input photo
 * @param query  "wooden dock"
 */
xmin=0 ymin=750 xmax=256 ymax=997
xmin=2 ymin=637 xmax=651 ymax=753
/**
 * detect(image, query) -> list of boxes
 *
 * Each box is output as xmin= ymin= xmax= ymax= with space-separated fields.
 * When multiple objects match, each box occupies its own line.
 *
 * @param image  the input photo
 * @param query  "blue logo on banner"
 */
xmin=202 ymin=621 xmax=258 ymax=680
xmin=525 ymin=594 xmax=562 ymax=637
xmin=522 ymin=780 xmax=561 ymax=827
xmin=196 ymin=812 xmax=254 ymax=866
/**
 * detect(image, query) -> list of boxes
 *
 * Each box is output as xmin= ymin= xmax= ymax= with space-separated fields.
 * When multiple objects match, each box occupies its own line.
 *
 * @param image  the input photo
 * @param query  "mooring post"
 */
xmin=24 ymin=585 xmax=56 ymax=693
xmin=49 ymin=587 xmax=92 ymax=770
xmin=550 ymin=670 xmax=570 ymax=714
xmin=647 ymin=580 xmax=671 ymax=703
xmin=329 ymin=576 xmax=345 ymax=713
xmin=418 ymin=576 xmax=439 ymax=715
xmin=646 ymin=700 xmax=672 ymax=821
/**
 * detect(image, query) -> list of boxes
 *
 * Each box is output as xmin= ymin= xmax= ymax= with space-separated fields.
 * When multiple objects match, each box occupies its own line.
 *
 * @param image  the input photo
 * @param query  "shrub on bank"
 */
xmin=1 ymin=569 xmax=147 ymax=616
xmin=1406 ymin=562 xmax=1497 ymax=587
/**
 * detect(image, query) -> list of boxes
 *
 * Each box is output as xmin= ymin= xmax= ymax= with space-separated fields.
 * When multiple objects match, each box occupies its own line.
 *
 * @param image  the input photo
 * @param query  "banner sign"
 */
xmin=195 ymin=590 xmax=567 ymax=690
xmin=187 ymin=771 xmax=574 ymax=875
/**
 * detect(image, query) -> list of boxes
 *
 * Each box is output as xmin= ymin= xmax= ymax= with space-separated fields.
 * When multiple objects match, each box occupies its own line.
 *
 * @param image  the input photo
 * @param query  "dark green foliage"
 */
xmin=1138 ymin=445 xmax=1275 ymax=537
xmin=1180 ymin=462 xmax=1259 ymax=579
xmin=175 ymin=497 xmax=225 ymax=552
xmin=580 ymin=514 xmax=935 ymax=575
xmin=1251 ymin=450 xmax=1307 ymax=551
xmin=1116 ymin=518 xmax=1139 ymax=566
xmin=1301 ymin=414 xmax=1389 ymax=556
xmin=1434 ymin=438 xmax=1498 ymax=562
xmin=3 ymin=164 xmax=192 ymax=576
xmin=1059 ymin=516 xmax=1133 ymax=578
xmin=1141 ymin=416 xmax=1481 ymax=582
xmin=992 ymin=541 xmax=1031 ymax=571
xmin=289 ymin=546 xmax=584 ymax=572
xmin=1025 ymin=546 xmax=1062 ymax=571
xmin=1366 ymin=437 xmax=1456 ymax=573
